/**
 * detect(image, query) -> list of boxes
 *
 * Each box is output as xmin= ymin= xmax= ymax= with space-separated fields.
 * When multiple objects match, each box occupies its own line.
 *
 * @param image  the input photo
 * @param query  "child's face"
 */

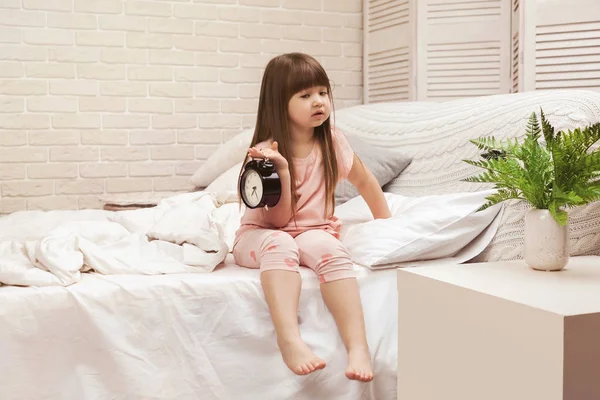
xmin=288 ymin=86 xmax=331 ymax=132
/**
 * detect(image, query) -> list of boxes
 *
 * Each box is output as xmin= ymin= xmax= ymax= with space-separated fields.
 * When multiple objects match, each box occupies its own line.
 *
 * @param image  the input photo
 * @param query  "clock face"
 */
xmin=242 ymin=169 xmax=263 ymax=208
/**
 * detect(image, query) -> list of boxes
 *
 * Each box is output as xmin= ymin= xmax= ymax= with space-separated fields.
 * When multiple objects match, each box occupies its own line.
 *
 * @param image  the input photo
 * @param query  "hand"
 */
xmin=248 ymin=141 xmax=289 ymax=172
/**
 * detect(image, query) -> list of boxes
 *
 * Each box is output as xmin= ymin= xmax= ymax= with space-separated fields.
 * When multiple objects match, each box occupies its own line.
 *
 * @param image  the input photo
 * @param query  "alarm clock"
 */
xmin=239 ymin=158 xmax=281 ymax=209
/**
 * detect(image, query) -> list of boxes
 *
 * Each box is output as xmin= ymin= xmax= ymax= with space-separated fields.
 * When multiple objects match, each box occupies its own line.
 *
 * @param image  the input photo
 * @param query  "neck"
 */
xmin=289 ymin=125 xmax=314 ymax=146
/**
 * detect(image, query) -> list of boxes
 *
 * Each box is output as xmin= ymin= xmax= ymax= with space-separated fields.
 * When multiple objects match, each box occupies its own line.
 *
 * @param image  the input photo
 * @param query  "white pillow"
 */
xmin=189 ymin=129 xmax=253 ymax=187
xmin=336 ymin=190 xmax=502 ymax=268
xmin=206 ymin=162 xmax=242 ymax=193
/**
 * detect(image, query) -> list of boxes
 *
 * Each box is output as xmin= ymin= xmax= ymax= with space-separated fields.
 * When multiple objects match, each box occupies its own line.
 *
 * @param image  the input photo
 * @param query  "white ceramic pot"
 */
xmin=524 ymin=209 xmax=569 ymax=271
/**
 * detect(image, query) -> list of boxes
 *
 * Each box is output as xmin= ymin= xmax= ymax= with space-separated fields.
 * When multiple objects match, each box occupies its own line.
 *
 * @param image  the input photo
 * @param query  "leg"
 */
xmin=233 ymin=230 xmax=326 ymax=375
xmin=295 ymin=230 xmax=373 ymax=382
xmin=321 ymin=277 xmax=373 ymax=382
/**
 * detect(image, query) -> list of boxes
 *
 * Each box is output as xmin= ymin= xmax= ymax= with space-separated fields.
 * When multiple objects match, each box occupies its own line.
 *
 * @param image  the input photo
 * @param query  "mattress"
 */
xmin=0 ymin=254 xmax=398 ymax=400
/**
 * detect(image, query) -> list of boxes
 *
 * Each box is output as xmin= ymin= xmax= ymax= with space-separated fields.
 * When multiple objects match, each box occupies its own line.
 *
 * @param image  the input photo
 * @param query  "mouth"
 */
xmin=312 ymin=110 xmax=325 ymax=117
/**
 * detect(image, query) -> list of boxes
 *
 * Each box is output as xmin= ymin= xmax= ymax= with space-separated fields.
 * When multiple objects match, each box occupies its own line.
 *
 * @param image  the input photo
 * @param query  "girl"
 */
xmin=233 ymin=53 xmax=391 ymax=382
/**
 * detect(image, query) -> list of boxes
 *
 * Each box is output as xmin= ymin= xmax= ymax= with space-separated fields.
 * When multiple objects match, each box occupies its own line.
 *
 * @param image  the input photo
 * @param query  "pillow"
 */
xmin=189 ymin=129 xmax=253 ymax=187
xmin=335 ymin=190 xmax=502 ymax=268
xmin=336 ymin=135 xmax=412 ymax=204
xmin=206 ymin=162 xmax=242 ymax=193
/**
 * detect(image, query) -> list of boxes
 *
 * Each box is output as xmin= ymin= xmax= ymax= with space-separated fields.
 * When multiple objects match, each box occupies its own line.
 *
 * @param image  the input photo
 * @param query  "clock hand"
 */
xmin=252 ymin=187 xmax=257 ymax=199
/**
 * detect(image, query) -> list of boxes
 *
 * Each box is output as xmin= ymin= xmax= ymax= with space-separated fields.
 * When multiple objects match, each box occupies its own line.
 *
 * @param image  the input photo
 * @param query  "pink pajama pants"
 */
xmin=233 ymin=229 xmax=356 ymax=283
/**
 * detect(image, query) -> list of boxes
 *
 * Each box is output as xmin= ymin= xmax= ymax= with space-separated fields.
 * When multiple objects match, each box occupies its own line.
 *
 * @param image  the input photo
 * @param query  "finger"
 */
xmin=247 ymin=148 xmax=263 ymax=158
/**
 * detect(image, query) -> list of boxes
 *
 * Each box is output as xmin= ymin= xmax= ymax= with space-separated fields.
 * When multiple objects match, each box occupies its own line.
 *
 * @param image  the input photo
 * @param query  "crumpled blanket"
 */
xmin=0 ymin=192 xmax=237 ymax=287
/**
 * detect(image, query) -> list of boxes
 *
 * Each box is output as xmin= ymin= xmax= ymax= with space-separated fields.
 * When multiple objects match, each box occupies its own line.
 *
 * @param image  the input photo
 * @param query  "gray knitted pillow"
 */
xmin=335 ymin=135 xmax=412 ymax=205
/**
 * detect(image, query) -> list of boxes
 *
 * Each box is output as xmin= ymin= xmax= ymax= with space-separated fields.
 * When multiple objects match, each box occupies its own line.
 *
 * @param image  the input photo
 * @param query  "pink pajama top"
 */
xmin=234 ymin=128 xmax=354 ymax=246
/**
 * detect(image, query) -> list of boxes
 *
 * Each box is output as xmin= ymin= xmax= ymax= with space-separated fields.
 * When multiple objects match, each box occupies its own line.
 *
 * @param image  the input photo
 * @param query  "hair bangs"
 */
xmin=287 ymin=57 xmax=331 ymax=96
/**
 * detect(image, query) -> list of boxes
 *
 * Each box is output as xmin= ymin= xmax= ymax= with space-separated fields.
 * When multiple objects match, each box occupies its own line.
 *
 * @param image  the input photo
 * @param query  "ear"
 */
xmin=272 ymin=141 xmax=278 ymax=151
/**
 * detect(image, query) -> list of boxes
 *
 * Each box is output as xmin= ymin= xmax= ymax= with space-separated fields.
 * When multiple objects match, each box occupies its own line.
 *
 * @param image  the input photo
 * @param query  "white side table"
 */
xmin=397 ymin=256 xmax=600 ymax=400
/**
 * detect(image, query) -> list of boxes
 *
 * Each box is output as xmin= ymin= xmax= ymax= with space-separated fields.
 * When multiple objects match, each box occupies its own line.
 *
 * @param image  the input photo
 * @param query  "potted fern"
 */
xmin=463 ymin=109 xmax=600 ymax=271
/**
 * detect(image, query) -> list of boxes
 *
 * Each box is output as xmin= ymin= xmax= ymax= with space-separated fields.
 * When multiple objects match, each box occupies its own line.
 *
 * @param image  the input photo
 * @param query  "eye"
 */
xmin=320 ymin=91 xmax=328 ymax=96
xmin=300 ymin=94 xmax=310 ymax=98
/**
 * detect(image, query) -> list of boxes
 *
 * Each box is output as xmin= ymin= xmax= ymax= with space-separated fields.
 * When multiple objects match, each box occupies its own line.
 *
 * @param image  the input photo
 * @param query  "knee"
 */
xmin=259 ymin=232 xmax=300 ymax=273
xmin=314 ymin=249 xmax=355 ymax=283
xmin=260 ymin=231 xmax=297 ymax=255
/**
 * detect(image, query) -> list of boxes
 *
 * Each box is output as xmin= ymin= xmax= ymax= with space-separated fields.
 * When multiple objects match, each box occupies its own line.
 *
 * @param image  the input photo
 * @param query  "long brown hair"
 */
xmin=239 ymin=52 xmax=338 ymax=219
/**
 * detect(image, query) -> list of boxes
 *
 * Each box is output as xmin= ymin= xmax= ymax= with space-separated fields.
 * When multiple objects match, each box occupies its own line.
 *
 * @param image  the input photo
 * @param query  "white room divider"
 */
xmin=363 ymin=0 xmax=414 ymax=103
xmin=517 ymin=0 xmax=600 ymax=93
xmin=414 ymin=0 xmax=511 ymax=100
xmin=364 ymin=0 xmax=600 ymax=102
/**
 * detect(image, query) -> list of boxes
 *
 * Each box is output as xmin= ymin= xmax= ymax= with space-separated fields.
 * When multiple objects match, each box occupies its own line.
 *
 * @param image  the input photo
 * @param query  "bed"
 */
xmin=0 ymin=188 xmax=501 ymax=400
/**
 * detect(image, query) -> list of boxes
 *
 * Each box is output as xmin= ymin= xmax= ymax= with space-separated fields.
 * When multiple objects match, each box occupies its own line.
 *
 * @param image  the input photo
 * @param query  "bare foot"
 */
xmin=277 ymin=337 xmax=326 ymax=375
xmin=345 ymin=347 xmax=374 ymax=382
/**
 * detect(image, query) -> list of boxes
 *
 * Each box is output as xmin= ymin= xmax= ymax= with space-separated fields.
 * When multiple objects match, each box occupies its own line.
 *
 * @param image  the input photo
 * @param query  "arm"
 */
xmin=264 ymin=167 xmax=294 ymax=228
xmin=247 ymin=141 xmax=294 ymax=228
xmin=347 ymin=153 xmax=391 ymax=219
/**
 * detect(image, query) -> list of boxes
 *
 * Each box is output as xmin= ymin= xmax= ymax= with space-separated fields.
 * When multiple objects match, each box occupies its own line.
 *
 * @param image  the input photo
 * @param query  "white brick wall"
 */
xmin=0 ymin=0 xmax=363 ymax=213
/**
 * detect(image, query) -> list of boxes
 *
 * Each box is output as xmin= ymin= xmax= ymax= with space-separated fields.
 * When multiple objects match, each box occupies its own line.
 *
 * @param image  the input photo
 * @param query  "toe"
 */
xmin=294 ymin=366 xmax=306 ymax=375
xmin=346 ymin=369 xmax=358 ymax=380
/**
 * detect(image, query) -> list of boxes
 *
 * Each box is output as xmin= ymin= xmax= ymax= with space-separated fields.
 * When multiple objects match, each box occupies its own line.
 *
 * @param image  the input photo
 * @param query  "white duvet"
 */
xmin=0 ymin=190 xmax=502 ymax=287
xmin=0 ymin=192 xmax=232 ymax=287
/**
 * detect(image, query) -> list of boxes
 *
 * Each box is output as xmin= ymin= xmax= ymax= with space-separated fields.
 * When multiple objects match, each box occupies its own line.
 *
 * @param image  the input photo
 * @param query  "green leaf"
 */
xmin=469 ymin=137 xmax=500 ymax=152
xmin=476 ymin=189 xmax=523 ymax=211
xmin=549 ymin=202 xmax=568 ymax=226
xmin=540 ymin=108 xmax=555 ymax=149
xmin=526 ymin=112 xmax=541 ymax=140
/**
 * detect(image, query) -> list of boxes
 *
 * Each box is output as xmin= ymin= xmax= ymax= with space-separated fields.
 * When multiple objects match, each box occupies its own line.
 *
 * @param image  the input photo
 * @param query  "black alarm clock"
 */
xmin=239 ymin=158 xmax=282 ymax=209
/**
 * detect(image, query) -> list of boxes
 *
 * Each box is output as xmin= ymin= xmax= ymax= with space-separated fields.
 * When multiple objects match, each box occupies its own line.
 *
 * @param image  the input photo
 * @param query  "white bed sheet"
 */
xmin=0 ymin=254 xmax=398 ymax=400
